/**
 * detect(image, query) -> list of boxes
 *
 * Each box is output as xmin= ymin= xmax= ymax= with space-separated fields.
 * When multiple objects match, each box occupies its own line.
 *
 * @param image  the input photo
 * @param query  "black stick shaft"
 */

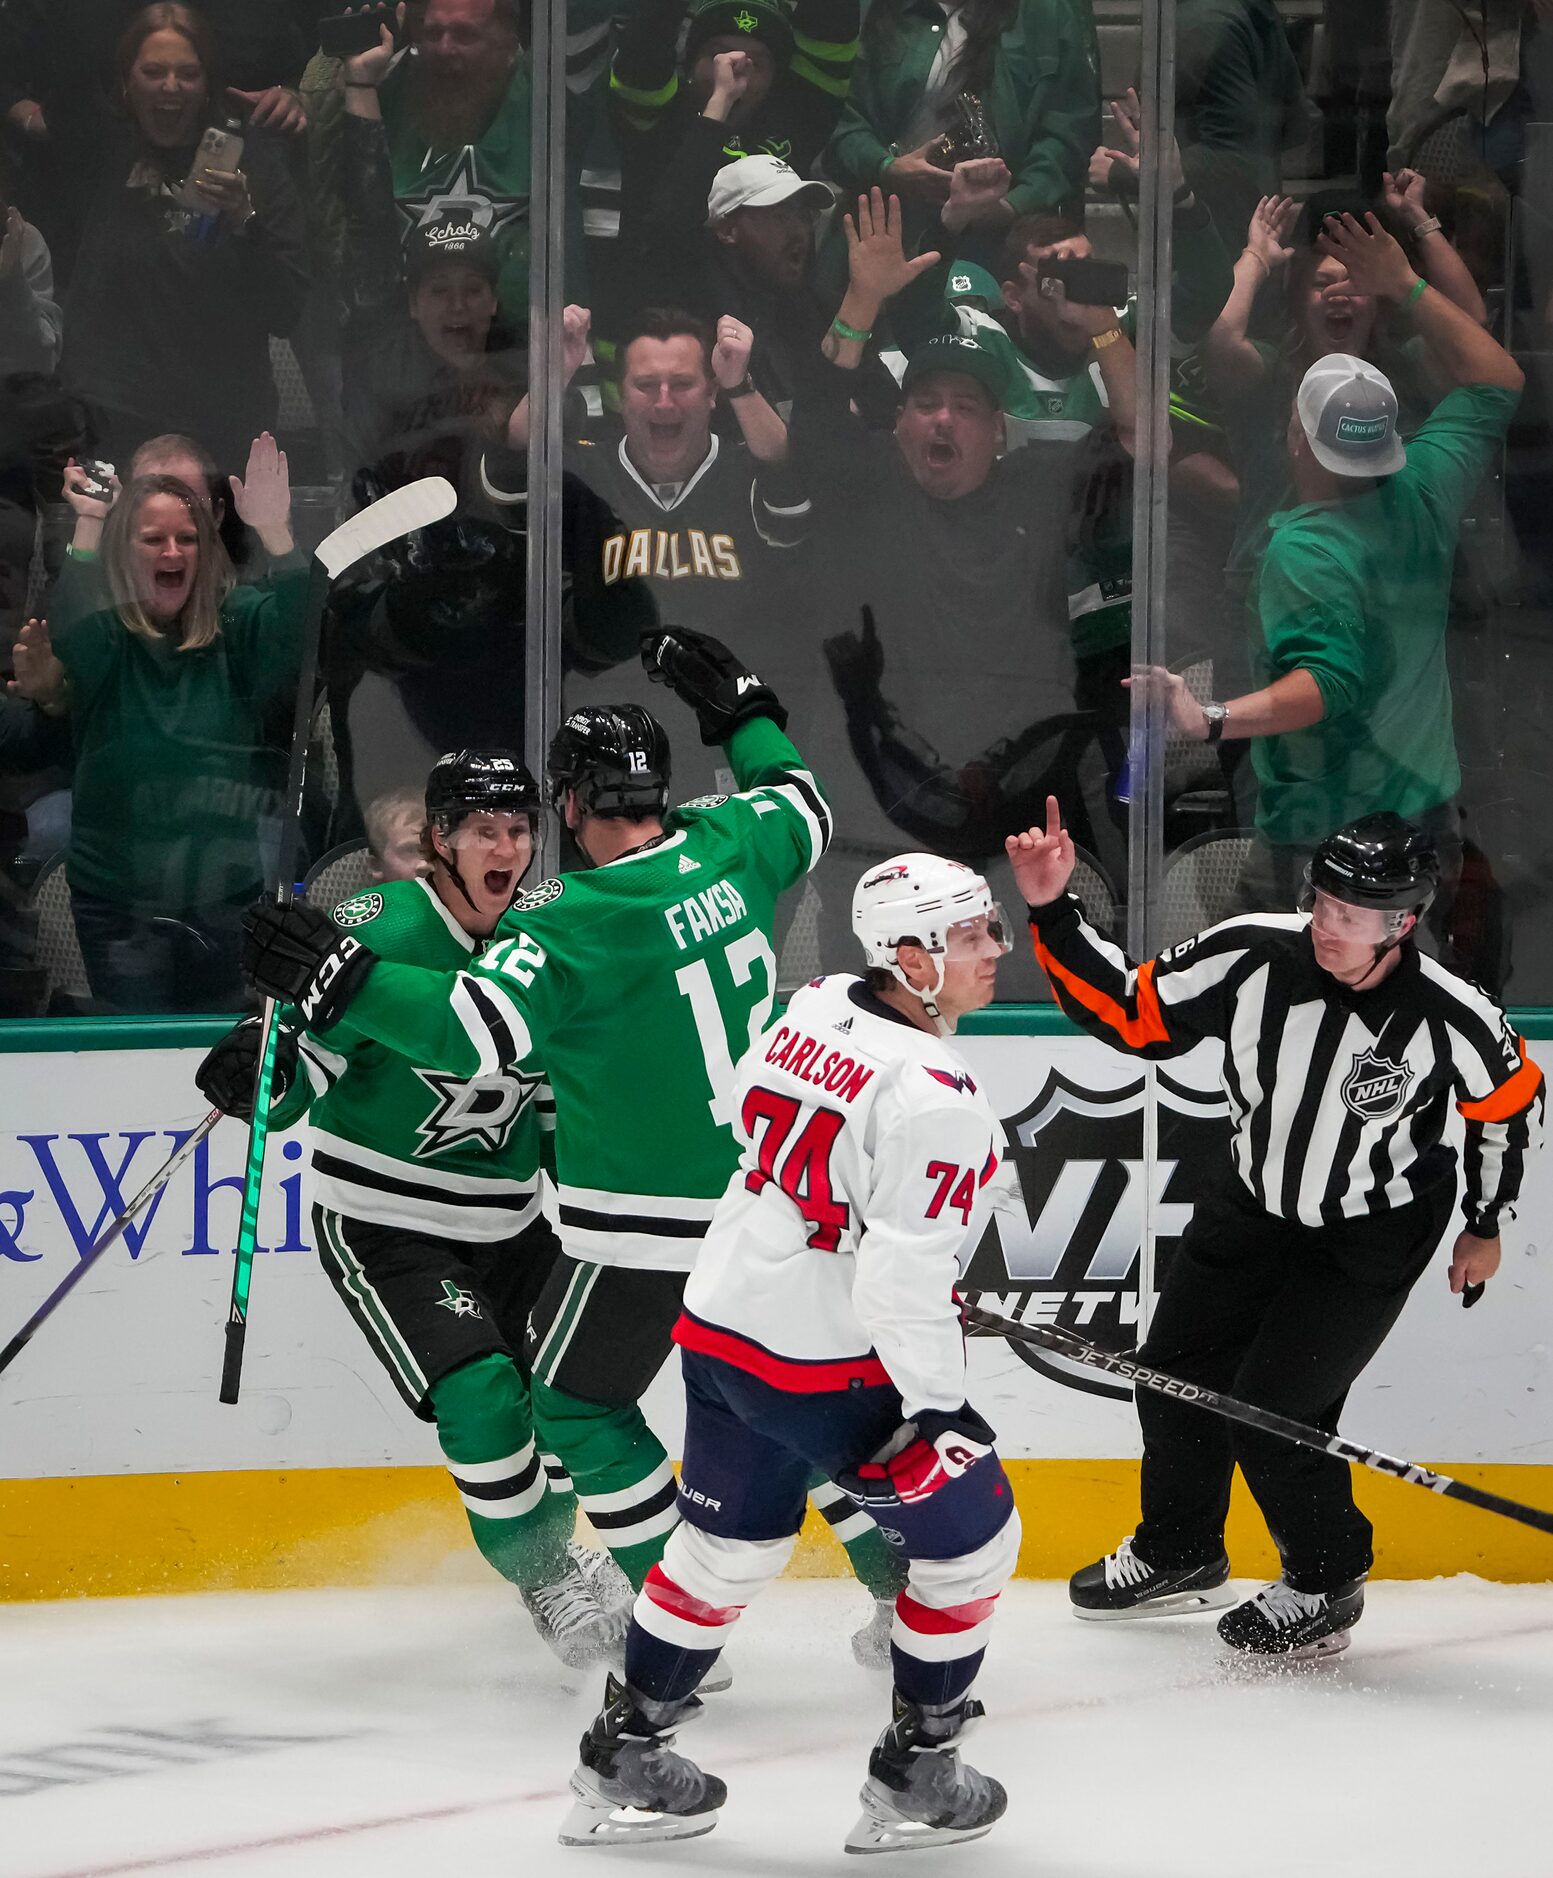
xmin=0 ymin=1111 xmax=221 ymax=1378
xmin=219 ymin=557 xmax=331 ymax=1407
xmin=964 ymin=1304 xmax=1553 ymax=1540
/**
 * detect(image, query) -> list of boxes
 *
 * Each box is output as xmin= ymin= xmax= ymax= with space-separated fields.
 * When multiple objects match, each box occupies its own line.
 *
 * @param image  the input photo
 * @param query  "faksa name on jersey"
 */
xmin=316 ymin=716 xmax=834 ymax=1272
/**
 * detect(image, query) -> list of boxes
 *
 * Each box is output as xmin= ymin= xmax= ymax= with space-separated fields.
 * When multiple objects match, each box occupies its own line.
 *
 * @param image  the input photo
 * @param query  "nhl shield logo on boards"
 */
xmin=959 ymin=1068 xmax=1230 ymax=1401
xmin=1341 ymin=1049 xmax=1413 ymax=1121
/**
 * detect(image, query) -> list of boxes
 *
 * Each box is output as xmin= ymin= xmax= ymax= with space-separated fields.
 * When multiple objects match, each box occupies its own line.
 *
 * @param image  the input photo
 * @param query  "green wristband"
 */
xmin=1407 ymin=276 xmax=1428 ymax=306
xmin=831 ymin=316 xmax=872 ymax=344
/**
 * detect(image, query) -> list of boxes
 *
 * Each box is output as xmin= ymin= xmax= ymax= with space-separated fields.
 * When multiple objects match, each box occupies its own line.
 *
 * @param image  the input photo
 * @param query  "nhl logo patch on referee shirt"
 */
xmin=1341 ymin=1049 xmax=1413 ymax=1122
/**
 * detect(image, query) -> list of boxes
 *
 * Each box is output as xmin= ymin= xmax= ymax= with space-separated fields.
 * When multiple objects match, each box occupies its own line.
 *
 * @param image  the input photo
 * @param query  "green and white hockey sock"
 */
xmin=809 ymin=1474 xmax=909 ymax=1602
xmin=430 ymin=1354 xmax=576 ymax=1592
xmin=531 ymin=1378 xmax=681 ymax=1589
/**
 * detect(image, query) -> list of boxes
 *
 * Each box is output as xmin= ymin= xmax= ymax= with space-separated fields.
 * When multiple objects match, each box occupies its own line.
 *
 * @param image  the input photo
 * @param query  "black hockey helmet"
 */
xmin=1306 ymin=812 xmax=1440 ymax=917
xmin=425 ymin=749 xmax=540 ymax=833
xmin=546 ymin=705 xmax=671 ymax=819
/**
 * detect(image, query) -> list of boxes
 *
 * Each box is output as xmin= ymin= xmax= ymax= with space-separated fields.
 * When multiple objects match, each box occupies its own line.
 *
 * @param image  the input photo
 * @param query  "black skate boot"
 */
xmin=1217 ymin=1574 xmax=1366 ymax=1660
xmin=845 ymin=1692 xmax=1006 ymax=1855
xmin=1069 ymin=1536 xmax=1234 ymax=1620
xmin=521 ymin=1543 xmax=622 ymax=1667
xmin=559 ymin=1674 xmax=726 ymax=1846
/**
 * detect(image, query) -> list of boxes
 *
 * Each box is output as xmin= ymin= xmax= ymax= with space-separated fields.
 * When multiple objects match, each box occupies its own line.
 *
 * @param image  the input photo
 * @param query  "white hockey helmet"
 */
xmin=852 ymin=853 xmax=1009 ymax=1030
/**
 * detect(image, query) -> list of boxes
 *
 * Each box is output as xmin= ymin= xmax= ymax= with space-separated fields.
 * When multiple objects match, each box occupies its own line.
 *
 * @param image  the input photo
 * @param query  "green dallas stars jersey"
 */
xmin=268 ymin=876 xmax=553 ymax=1242
xmin=332 ymin=715 xmax=832 ymax=1273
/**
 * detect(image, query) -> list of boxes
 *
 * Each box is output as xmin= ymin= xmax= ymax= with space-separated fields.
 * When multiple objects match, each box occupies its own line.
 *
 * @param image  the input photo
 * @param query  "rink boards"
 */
xmin=0 ymin=1013 xmax=1549 ymax=1596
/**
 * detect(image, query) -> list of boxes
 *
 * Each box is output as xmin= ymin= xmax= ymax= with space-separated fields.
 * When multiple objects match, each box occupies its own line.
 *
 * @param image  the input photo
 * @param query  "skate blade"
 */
xmin=559 ymin=1792 xmax=720 ymax=1848
xmin=844 ymin=1812 xmax=994 ymax=1855
xmin=697 ymin=1661 xmax=732 ymax=1695
xmin=1220 ymin=1627 xmax=1353 ymax=1669
xmin=1072 ymin=1583 xmax=1236 ymax=1621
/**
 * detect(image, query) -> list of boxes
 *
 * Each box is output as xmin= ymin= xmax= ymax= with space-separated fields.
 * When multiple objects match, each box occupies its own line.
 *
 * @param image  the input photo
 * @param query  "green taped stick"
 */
xmin=216 ymin=474 xmax=457 ymax=1405
xmin=218 ymin=995 xmax=281 ymax=1403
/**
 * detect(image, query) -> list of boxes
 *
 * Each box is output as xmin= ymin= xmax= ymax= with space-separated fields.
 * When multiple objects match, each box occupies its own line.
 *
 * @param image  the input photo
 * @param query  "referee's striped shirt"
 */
xmin=1028 ymin=898 xmax=1544 ymax=1232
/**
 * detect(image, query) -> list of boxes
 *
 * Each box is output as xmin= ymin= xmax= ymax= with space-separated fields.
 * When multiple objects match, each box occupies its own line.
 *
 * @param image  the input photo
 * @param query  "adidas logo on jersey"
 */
xmin=833 ymin=1017 xmax=853 ymax=1034
xmin=678 ymin=854 xmax=700 ymax=874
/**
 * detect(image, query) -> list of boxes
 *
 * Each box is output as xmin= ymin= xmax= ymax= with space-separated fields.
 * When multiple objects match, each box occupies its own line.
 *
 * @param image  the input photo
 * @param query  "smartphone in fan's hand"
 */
xmin=1039 ymin=257 xmax=1130 ymax=308
xmin=78 ymin=459 xmax=116 ymax=504
xmin=319 ymin=4 xmax=397 ymax=59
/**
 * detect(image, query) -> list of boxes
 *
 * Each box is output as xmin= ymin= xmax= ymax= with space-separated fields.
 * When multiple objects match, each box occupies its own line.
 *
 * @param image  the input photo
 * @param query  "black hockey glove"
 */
xmin=641 ymin=625 xmax=787 ymax=745
xmin=195 ymin=1014 xmax=300 ymax=1121
xmin=240 ymin=901 xmax=377 ymax=1031
xmin=839 ymin=1406 xmax=997 ymax=1509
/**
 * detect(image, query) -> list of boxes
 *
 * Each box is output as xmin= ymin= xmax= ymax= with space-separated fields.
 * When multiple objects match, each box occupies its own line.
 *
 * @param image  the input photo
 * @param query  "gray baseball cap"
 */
xmin=1295 ymin=353 xmax=1406 ymax=477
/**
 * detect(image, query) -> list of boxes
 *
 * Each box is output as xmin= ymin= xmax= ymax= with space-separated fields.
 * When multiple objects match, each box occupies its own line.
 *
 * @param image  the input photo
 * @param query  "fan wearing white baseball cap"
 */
xmin=1135 ymin=211 xmax=1522 ymax=934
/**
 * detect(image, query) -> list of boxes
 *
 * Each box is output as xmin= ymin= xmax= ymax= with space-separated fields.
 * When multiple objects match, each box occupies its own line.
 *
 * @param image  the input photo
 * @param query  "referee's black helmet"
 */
xmin=546 ymin=705 xmax=671 ymax=819
xmin=1307 ymin=812 xmax=1440 ymax=915
xmin=425 ymin=749 xmax=540 ymax=831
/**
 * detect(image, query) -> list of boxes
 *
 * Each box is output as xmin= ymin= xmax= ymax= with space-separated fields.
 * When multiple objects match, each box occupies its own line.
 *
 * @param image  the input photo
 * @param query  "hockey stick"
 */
xmin=219 ymin=477 xmax=457 ymax=1405
xmin=0 ymin=1109 xmax=221 ymax=1380
xmin=962 ymin=1301 xmax=1553 ymax=1539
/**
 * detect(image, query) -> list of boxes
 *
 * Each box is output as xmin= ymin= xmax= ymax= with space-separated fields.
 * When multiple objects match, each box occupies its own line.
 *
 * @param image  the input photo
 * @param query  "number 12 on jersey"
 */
xmin=675 ymin=931 xmax=776 ymax=1126
xmin=741 ymin=1086 xmax=850 ymax=1252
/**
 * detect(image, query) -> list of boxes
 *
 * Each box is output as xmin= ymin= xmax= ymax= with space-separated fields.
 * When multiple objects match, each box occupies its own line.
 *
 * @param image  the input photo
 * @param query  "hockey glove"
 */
xmin=641 ymin=625 xmax=787 ymax=745
xmin=842 ymin=1406 xmax=997 ymax=1509
xmin=195 ymin=1014 xmax=300 ymax=1120
xmin=240 ymin=901 xmax=376 ymax=1031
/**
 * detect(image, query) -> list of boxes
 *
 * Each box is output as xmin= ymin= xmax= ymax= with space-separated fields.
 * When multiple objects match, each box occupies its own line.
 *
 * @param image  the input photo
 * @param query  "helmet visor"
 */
xmin=1307 ymin=888 xmax=1397 ymax=947
xmin=441 ymin=810 xmax=535 ymax=852
xmin=945 ymin=905 xmax=1013 ymax=959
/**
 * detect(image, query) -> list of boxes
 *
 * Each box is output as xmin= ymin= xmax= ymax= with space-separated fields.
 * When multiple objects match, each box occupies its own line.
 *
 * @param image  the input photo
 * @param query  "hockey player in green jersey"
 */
xmin=242 ymin=630 xmax=907 ymax=1650
xmin=197 ymin=751 xmax=629 ymax=1667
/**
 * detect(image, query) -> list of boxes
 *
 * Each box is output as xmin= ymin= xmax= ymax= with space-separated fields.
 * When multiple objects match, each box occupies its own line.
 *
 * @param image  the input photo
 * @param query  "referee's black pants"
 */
xmin=1131 ymin=1176 xmax=1453 ymax=1593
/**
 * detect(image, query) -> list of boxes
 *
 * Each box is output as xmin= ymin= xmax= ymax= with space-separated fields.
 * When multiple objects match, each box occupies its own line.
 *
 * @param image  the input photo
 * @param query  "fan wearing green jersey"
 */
xmin=199 ymin=750 xmax=629 ymax=1669
xmin=242 ymin=629 xmax=909 ymax=1661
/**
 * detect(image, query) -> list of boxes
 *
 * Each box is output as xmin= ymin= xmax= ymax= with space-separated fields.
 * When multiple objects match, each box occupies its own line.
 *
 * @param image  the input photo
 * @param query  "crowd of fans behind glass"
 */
xmin=0 ymin=0 xmax=1546 ymax=1014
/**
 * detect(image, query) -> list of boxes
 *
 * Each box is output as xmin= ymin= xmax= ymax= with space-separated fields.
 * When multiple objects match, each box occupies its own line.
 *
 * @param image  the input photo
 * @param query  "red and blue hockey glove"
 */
xmin=241 ymin=901 xmax=376 ymax=1030
xmin=842 ymin=1406 xmax=997 ymax=1508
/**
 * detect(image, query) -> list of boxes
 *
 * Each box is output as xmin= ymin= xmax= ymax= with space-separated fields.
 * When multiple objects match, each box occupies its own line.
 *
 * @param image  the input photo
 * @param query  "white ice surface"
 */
xmin=3 ymin=1576 xmax=1550 ymax=1878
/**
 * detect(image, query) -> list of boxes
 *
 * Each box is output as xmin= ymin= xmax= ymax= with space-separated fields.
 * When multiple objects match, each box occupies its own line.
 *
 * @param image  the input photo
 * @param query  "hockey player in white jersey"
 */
xmin=561 ymin=853 xmax=1022 ymax=1855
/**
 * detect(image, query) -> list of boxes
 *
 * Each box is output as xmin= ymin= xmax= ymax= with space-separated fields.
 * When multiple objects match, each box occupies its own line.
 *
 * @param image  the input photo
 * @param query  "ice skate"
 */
xmin=559 ymin=1674 xmax=725 ymax=1846
xmin=570 ymin=1542 xmax=635 ymax=1624
xmin=1069 ymin=1536 xmax=1234 ymax=1619
xmin=1217 ymin=1574 xmax=1366 ymax=1660
xmin=521 ymin=1548 xmax=620 ymax=1668
xmin=845 ymin=1693 xmax=1005 ymax=1855
xmin=851 ymin=1598 xmax=895 ymax=1669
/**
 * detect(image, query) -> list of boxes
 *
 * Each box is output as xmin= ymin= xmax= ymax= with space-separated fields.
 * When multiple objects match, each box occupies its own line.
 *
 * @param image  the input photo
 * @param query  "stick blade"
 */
xmin=315 ymin=476 xmax=458 ymax=580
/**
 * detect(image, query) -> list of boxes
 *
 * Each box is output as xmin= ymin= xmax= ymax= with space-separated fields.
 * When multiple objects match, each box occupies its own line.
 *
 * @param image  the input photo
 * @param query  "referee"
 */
xmin=1006 ymin=800 xmax=1545 ymax=1658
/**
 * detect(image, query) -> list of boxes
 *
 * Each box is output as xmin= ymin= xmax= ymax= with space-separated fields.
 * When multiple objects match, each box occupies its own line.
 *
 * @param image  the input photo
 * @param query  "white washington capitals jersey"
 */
xmin=677 ymin=973 xmax=1002 ymax=1421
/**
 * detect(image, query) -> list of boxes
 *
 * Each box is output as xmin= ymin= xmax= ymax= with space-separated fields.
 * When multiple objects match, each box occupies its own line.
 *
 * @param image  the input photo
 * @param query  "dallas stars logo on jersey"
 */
xmin=412 ymin=1067 xmax=539 ymax=1158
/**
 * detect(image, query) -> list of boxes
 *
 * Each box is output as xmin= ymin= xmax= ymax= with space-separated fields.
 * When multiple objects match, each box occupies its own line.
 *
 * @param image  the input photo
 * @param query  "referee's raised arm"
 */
xmin=1006 ymin=797 xmax=1246 ymax=1059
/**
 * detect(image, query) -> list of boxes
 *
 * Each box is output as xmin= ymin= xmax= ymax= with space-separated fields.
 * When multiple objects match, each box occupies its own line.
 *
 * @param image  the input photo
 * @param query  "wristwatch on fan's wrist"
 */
xmin=1202 ymin=700 xmax=1228 ymax=743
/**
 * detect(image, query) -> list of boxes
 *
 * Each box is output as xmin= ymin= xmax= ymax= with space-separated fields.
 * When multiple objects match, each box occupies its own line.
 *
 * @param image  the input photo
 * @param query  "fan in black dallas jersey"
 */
xmin=196 ymin=752 xmax=630 ymax=1669
xmin=485 ymin=305 xmax=811 ymax=793
xmin=1008 ymin=799 xmax=1544 ymax=1661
